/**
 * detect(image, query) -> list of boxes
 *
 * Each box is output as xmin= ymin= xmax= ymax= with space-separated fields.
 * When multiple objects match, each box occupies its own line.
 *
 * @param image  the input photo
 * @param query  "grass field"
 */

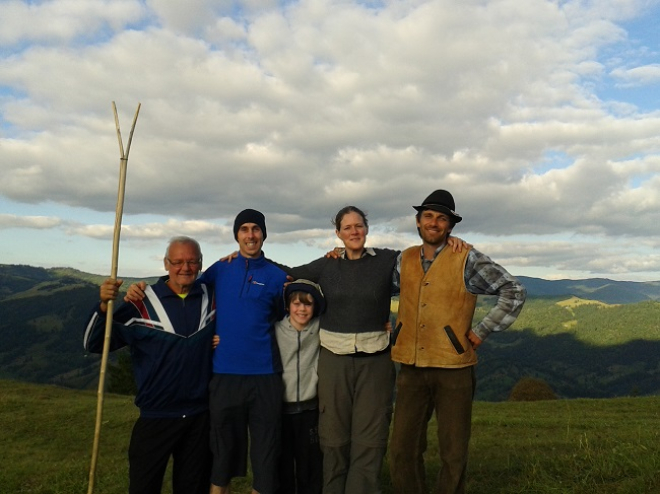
xmin=1 ymin=379 xmax=658 ymax=493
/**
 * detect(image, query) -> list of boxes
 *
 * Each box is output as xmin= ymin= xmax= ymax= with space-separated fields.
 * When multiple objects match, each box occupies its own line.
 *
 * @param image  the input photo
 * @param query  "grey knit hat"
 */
xmin=284 ymin=279 xmax=326 ymax=317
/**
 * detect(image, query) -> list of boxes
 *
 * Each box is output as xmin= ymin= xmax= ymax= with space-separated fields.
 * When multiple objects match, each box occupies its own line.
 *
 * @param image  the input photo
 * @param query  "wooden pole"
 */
xmin=87 ymin=102 xmax=141 ymax=494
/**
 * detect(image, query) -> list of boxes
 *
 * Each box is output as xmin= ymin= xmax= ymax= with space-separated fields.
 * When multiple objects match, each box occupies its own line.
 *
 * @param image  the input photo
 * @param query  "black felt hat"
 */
xmin=413 ymin=190 xmax=462 ymax=223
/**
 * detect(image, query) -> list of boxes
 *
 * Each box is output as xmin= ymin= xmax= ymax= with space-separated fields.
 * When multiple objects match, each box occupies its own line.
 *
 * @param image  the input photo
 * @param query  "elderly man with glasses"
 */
xmin=83 ymin=235 xmax=216 ymax=494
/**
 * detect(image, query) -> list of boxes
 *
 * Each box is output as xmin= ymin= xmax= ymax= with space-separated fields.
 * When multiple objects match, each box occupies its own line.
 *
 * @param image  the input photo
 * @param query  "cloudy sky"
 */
xmin=1 ymin=0 xmax=660 ymax=281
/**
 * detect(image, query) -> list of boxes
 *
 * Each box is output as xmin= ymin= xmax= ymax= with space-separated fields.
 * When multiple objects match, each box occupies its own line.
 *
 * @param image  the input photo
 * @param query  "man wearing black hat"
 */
xmin=389 ymin=190 xmax=526 ymax=494
xmin=199 ymin=208 xmax=289 ymax=494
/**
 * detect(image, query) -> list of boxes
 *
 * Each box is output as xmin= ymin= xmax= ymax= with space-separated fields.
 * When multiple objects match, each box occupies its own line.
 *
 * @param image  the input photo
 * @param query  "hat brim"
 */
xmin=413 ymin=204 xmax=462 ymax=223
xmin=285 ymin=282 xmax=326 ymax=316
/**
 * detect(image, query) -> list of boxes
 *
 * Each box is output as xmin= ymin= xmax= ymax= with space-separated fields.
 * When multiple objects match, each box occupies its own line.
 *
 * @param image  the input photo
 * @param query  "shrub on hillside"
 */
xmin=509 ymin=377 xmax=557 ymax=401
xmin=108 ymin=350 xmax=137 ymax=396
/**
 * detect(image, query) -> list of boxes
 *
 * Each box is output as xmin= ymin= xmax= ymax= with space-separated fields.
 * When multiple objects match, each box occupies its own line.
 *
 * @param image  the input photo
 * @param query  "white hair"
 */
xmin=164 ymin=236 xmax=202 ymax=260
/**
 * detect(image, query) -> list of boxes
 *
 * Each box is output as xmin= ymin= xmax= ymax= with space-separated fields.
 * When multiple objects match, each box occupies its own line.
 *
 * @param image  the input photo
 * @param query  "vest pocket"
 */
xmin=443 ymin=325 xmax=465 ymax=355
xmin=391 ymin=321 xmax=403 ymax=346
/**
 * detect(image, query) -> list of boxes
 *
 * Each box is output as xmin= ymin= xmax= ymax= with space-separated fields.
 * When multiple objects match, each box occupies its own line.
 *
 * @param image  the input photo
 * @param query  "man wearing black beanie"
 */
xmin=233 ymin=208 xmax=267 ymax=241
xmin=200 ymin=208 xmax=289 ymax=494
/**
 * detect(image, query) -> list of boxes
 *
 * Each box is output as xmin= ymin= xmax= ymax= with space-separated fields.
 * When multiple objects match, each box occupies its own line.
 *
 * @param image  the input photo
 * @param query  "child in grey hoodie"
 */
xmin=275 ymin=279 xmax=325 ymax=494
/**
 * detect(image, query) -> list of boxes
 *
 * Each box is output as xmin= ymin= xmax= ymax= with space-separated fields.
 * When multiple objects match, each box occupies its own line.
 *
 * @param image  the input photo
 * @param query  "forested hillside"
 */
xmin=1 ymin=264 xmax=658 ymax=400
xmin=0 ymin=265 xmax=157 ymax=388
xmin=473 ymin=297 xmax=660 ymax=399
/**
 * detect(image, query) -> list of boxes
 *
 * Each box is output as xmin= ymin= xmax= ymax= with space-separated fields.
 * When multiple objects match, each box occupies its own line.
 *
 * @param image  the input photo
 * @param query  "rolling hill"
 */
xmin=1 ymin=264 xmax=658 ymax=400
xmin=517 ymin=275 xmax=660 ymax=304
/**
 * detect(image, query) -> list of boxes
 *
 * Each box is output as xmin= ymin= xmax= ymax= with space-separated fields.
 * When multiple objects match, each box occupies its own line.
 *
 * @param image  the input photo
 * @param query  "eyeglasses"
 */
xmin=167 ymin=259 xmax=201 ymax=267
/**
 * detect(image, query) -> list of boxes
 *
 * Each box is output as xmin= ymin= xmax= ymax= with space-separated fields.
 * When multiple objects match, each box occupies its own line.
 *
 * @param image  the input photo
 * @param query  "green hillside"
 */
xmin=1 ymin=380 xmax=657 ymax=493
xmin=0 ymin=264 xmax=159 ymax=388
xmin=503 ymin=296 xmax=660 ymax=344
xmin=1 ymin=264 xmax=659 ymax=401
xmin=473 ymin=297 xmax=660 ymax=400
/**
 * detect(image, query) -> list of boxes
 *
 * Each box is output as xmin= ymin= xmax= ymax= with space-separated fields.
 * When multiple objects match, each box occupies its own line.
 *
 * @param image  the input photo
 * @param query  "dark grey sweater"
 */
xmin=281 ymin=248 xmax=399 ymax=334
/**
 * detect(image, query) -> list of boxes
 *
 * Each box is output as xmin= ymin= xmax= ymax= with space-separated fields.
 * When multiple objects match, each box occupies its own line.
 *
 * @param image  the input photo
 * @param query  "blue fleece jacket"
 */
xmin=200 ymin=252 xmax=287 ymax=375
xmin=83 ymin=276 xmax=216 ymax=418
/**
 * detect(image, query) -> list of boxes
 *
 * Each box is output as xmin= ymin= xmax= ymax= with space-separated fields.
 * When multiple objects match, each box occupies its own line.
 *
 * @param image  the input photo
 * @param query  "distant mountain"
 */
xmin=0 ymin=264 xmax=158 ymax=302
xmin=1 ymin=264 xmax=659 ymax=400
xmin=518 ymin=276 xmax=660 ymax=304
xmin=4 ymin=264 xmax=657 ymax=304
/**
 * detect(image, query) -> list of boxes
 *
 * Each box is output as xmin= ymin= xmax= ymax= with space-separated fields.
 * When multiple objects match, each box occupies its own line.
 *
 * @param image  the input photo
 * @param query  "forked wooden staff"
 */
xmin=87 ymin=102 xmax=141 ymax=494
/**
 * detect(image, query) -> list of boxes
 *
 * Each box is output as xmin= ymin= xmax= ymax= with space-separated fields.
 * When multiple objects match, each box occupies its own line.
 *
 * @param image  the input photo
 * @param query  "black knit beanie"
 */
xmin=233 ymin=209 xmax=267 ymax=240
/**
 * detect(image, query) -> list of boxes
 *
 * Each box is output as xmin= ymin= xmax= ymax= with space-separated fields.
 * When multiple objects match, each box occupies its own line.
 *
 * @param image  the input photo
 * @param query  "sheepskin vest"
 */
xmin=392 ymin=245 xmax=478 ymax=368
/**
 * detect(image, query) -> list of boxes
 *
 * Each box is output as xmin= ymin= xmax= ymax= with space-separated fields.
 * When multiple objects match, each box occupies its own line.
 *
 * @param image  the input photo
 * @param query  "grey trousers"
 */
xmin=389 ymin=365 xmax=476 ymax=494
xmin=317 ymin=348 xmax=395 ymax=494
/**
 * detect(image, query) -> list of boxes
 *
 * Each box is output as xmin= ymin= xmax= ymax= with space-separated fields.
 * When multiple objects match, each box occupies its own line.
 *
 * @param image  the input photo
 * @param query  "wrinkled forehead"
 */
xmin=168 ymin=241 xmax=201 ymax=258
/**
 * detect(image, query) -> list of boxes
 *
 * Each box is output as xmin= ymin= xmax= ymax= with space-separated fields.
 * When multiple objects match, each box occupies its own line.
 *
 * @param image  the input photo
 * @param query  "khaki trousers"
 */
xmin=390 ymin=365 xmax=475 ymax=494
xmin=317 ymin=348 xmax=395 ymax=494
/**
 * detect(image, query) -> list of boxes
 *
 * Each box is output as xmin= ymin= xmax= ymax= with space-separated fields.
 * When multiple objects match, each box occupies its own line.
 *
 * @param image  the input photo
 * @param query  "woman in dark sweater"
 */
xmin=283 ymin=206 xmax=398 ymax=494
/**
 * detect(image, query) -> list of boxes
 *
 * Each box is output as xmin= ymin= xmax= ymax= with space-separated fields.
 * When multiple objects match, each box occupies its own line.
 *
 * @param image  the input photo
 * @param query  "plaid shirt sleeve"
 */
xmin=464 ymin=249 xmax=526 ymax=340
xmin=392 ymin=251 xmax=402 ymax=296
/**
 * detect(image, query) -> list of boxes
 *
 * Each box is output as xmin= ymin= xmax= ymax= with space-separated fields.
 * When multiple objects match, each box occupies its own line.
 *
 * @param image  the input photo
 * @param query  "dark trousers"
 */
xmin=390 ymin=365 xmax=475 ymax=494
xmin=128 ymin=413 xmax=211 ymax=494
xmin=317 ymin=348 xmax=395 ymax=494
xmin=209 ymin=373 xmax=283 ymax=494
xmin=277 ymin=409 xmax=323 ymax=494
